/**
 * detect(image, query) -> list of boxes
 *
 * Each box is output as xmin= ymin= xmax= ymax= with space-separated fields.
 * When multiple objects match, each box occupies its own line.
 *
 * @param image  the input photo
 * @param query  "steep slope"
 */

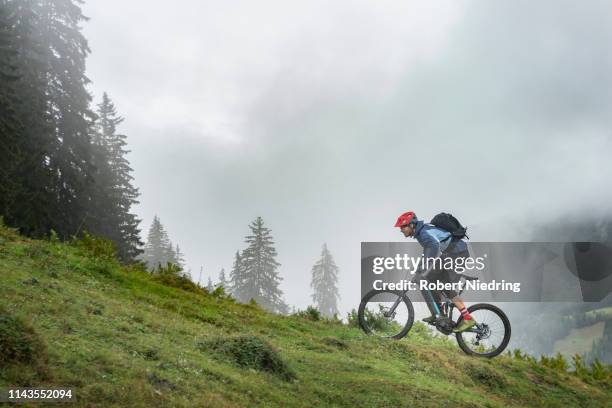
xmin=0 ymin=224 xmax=610 ymax=407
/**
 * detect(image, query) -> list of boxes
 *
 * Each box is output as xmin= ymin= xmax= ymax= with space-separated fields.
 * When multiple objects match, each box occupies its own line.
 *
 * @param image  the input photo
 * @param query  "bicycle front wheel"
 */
xmin=358 ymin=290 xmax=414 ymax=339
xmin=455 ymin=303 xmax=511 ymax=358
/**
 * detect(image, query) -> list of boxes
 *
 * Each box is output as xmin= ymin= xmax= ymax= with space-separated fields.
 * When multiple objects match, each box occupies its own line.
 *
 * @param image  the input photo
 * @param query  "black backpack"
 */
xmin=430 ymin=212 xmax=469 ymax=240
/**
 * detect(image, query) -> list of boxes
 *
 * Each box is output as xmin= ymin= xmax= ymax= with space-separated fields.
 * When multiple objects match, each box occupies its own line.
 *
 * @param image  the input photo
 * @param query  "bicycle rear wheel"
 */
xmin=455 ymin=303 xmax=511 ymax=358
xmin=358 ymin=290 xmax=414 ymax=339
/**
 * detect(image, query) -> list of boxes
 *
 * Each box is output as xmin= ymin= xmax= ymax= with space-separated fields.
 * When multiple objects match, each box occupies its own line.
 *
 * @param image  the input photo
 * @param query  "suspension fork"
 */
xmin=386 ymin=290 xmax=407 ymax=315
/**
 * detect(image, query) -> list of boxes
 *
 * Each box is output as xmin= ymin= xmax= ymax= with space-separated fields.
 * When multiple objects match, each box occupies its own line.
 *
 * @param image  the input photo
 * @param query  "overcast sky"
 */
xmin=82 ymin=0 xmax=612 ymax=314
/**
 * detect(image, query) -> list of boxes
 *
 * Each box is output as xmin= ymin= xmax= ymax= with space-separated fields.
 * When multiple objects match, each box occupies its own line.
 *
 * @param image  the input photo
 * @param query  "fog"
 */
xmin=82 ymin=0 xmax=612 ymax=316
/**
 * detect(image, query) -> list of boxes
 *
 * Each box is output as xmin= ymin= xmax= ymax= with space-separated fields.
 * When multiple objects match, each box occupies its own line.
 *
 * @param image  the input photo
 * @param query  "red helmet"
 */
xmin=394 ymin=211 xmax=416 ymax=228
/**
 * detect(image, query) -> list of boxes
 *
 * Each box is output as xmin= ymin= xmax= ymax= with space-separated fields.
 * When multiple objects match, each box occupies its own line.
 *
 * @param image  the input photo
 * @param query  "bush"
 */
xmin=466 ymin=363 xmax=506 ymax=389
xmin=572 ymin=354 xmax=589 ymax=379
xmin=211 ymin=285 xmax=230 ymax=299
xmin=347 ymin=308 xmax=359 ymax=328
xmin=0 ymin=307 xmax=48 ymax=375
xmin=0 ymin=217 xmax=20 ymax=242
xmin=199 ymin=335 xmax=296 ymax=381
xmin=511 ymin=349 xmax=536 ymax=364
xmin=293 ymin=306 xmax=321 ymax=321
xmin=151 ymin=263 xmax=202 ymax=293
xmin=540 ymin=353 xmax=569 ymax=372
xmin=359 ymin=304 xmax=402 ymax=334
xmin=75 ymin=232 xmax=117 ymax=260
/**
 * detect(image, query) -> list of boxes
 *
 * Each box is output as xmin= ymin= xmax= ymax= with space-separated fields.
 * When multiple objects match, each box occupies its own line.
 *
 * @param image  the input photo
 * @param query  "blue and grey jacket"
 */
xmin=412 ymin=220 xmax=468 ymax=273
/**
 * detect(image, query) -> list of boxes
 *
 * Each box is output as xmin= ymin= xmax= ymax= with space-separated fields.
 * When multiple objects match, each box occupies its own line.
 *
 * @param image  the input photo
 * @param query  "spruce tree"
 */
xmin=0 ymin=2 xmax=22 ymax=218
xmin=141 ymin=216 xmax=175 ymax=271
xmin=89 ymin=92 xmax=142 ymax=261
xmin=240 ymin=217 xmax=288 ymax=314
xmin=2 ymin=0 xmax=56 ymax=237
xmin=229 ymin=251 xmax=244 ymax=300
xmin=29 ymin=0 xmax=97 ymax=238
xmin=174 ymin=244 xmax=185 ymax=270
xmin=217 ymin=268 xmax=228 ymax=289
xmin=310 ymin=243 xmax=340 ymax=318
xmin=0 ymin=1 xmax=142 ymax=251
xmin=206 ymin=276 xmax=214 ymax=292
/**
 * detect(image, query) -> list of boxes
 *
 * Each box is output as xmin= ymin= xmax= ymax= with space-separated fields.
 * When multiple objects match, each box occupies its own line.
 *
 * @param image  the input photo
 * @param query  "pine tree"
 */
xmin=310 ymin=243 xmax=340 ymax=318
xmin=141 ymin=216 xmax=175 ymax=271
xmin=1 ymin=1 xmax=143 ymax=251
xmin=89 ymin=92 xmax=142 ymax=261
xmin=29 ymin=0 xmax=97 ymax=239
xmin=240 ymin=217 xmax=288 ymax=314
xmin=229 ymin=251 xmax=244 ymax=299
xmin=0 ymin=2 xmax=23 ymax=218
xmin=206 ymin=276 xmax=214 ymax=292
xmin=217 ymin=268 xmax=228 ymax=289
xmin=2 ymin=0 xmax=56 ymax=237
xmin=174 ymin=244 xmax=185 ymax=270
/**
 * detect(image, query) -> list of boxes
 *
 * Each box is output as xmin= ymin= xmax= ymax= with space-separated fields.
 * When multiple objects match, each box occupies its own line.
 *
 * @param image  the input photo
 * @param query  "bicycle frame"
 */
xmin=386 ymin=288 xmax=454 ymax=320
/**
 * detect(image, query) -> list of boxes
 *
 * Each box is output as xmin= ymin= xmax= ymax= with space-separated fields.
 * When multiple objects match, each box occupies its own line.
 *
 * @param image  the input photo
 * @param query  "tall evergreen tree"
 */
xmin=141 ymin=216 xmax=176 ymax=271
xmin=217 ymin=268 xmax=228 ymax=289
xmin=198 ymin=266 xmax=204 ymax=287
xmin=0 ymin=1 xmax=143 ymax=256
xmin=310 ymin=243 xmax=340 ymax=318
xmin=240 ymin=217 xmax=288 ymax=314
xmin=29 ymin=0 xmax=97 ymax=238
xmin=0 ymin=2 xmax=23 ymax=218
xmin=228 ymin=250 xmax=244 ymax=299
xmin=174 ymin=244 xmax=185 ymax=269
xmin=2 ymin=0 xmax=56 ymax=237
xmin=89 ymin=92 xmax=142 ymax=261
xmin=206 ymin=276 xmax=214 ymax=292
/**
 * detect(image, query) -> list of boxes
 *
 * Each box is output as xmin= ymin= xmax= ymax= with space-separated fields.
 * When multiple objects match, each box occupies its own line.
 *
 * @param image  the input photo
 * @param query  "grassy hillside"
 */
xmin=0 ymin=224 xmax=610 ymax=408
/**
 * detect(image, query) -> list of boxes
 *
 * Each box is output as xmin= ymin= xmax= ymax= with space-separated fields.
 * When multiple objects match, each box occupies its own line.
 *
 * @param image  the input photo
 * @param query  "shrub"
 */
xmin=75 ymin=232 xmax=117 ymax=260
xmin=347 ymin=308 xmax=359 ymax=328
xmin=199 ymin=335 xmax=296 ymax=381
xmin=539 ymin=352 xmax=569 ymax=372
xmin=211 ymin=285 xmax=230 ymax=299
xmin=49 ymin=229 xmax=60 ymax=243
xmin=293 ymin=306 xmax=321 ymax=321
xmin=0 ymin=217 xmax=20 ymax=242
xmin=572 ymin=354 xmax=589 ymax=379
xmin=359 ymin=304 xmax=402 ymax=334
xmin=0 ymin=307 xmax=48 ymax=375
xmin=151 ymin=263 xmax=202 ymax=293
xmin=511 ymin=349 xmax=536 ymax=364
xmin=466 ymin=363 xmax=506 ymax=389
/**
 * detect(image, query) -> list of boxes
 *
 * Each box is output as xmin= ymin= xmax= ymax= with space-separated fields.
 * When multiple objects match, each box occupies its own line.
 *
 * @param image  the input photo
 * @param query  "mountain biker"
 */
xmin=394 ymin=211 xmax=476 ymax=333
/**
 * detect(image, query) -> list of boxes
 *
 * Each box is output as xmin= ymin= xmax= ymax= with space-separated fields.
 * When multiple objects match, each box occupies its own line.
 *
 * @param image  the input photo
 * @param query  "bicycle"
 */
xmin=357 ymin=274 xmax=511 ymax=358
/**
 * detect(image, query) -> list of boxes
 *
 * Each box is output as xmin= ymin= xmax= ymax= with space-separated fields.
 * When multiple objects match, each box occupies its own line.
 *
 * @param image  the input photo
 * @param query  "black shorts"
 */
xmin=427 ymin=249 xmax=470 ymax=299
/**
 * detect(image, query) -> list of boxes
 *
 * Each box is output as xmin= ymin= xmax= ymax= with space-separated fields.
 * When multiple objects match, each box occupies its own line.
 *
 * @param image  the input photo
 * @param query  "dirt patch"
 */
xmin=321 ymin=337 xmax=349 ymax=350
xmin=147 ymin=372 xmax=177 ymax=390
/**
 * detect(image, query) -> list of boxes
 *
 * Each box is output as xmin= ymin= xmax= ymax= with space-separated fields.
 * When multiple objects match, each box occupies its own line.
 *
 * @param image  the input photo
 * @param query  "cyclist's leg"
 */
xmin=421 ymin=287 xmax=441 ymax=316
xmin=420 ymin=269 xmax=443 ymax=317
xmin=443 ymin=250 xmax=471 ymax=312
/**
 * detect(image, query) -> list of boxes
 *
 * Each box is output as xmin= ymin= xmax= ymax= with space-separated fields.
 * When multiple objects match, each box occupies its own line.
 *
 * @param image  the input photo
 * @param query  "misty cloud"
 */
xmin=83 ymin=0 xmax=612 ymax=313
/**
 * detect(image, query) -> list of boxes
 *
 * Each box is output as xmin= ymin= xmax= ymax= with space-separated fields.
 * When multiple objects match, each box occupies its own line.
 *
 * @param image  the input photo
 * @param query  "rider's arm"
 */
xmin=415 ymin=230 xmax=442 ymax=276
